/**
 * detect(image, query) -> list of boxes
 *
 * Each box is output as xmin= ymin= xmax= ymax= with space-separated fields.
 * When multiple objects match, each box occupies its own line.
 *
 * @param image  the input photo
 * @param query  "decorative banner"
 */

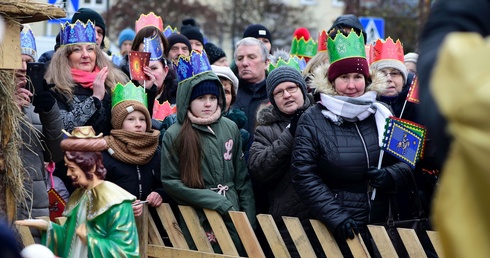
xmin=406 ymin=75 xmax=419 ymax=103
xmin=129 ymin=51 xmax=150 ymax=80
xmin=381 ymin=117 xmax=426 ymax=168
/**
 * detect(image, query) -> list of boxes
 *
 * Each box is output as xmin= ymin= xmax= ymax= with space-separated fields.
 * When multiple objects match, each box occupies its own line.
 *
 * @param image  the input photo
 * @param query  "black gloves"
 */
xmin=289 ymin=109 xmax=304 ymax=136
xmin=32 ymin=81 xmax=56 ymax=113
xmin=336 ymin=218 xmax=359 ymax=240
xmin=367 ymin=167 xmax=395 ymax=190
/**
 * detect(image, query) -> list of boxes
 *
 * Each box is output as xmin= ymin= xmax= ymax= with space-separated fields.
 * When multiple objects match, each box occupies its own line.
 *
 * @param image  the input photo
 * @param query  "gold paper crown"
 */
xmin=371 ymin=37 xmax=404 ymax=64
xmin=135 ymin=12 xmax=164 ymax=32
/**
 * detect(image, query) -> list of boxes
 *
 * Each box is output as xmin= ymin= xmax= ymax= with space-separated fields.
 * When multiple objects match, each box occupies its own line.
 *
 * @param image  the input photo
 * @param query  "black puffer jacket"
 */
xmin=291 ymin=103 xmax=412 ymax=232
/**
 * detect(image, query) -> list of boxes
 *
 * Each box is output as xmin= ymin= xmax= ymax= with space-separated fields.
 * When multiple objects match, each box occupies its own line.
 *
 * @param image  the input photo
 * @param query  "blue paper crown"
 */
xmin=20 ymin=25 xmax=37 ymax=60
xmin=163 ymin=25 xmax=179 ymax=38
xmin=60 ymin=19 xmax=97 ymax=46
xmin=172 ymin=50 xmax=212 ymax=83
xmin=143 ymin=34 xmax=163 ymax=61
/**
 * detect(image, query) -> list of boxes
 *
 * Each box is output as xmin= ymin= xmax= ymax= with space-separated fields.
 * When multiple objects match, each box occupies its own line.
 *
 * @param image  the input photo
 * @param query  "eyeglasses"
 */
xmin=381 ymin=70 xmax=402 ymax=77
xmin=273 ymin=85 xmax=299 ymax=98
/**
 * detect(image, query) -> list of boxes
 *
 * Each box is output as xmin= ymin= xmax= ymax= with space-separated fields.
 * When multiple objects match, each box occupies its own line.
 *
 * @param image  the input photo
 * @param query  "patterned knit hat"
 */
xmin=266 ymin=65 xmax=307 ymax=108
xmin=111 ymin=100 xmax=152 ymax=131
xmin=204 ymin=43 xmax=226 ymax=64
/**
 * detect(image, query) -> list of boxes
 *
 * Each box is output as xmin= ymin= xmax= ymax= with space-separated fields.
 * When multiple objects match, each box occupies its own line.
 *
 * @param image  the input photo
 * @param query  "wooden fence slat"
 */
xmin=346 ymin=232 xmax=371 ymax=258
xmin=147 ymin=244 xmax=239 ymax=258
xmin=135 ymin=205 xmax=149 ymax=258
xmin=16 ymin=224 xmax=34 ymax=247
xmin=256 ymin=214 xmax=291 ymax=258
xmin=155 ymin=203 xmax=189 ymax=249
xmin=229 ymin=211 xmax=265 ymax=258
xmin=282 ymin=216 xmax=316 ymax=258
xmin=397 ymin=228 xmax=427 ymax=258
xmin=367 ymin=225 xmax=397 ymax=258
xmin=148 ymin=213 xmax=164 ymax=246
xmin=310 ymin=219 xmax=343 ymax=258
xmin=203 ymin=209 xmax=239 ymax=256
xmin=427 ymin=230 xmax=444 ymax=258
xmin=179 ymin=205 xmax=214 ymax=253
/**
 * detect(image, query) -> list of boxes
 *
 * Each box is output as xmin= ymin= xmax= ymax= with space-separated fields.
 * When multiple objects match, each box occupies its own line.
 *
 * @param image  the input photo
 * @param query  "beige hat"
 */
xmin=211 ymin=65 xmax=238 ymax=95
xmin=404 ymin=52 xmax=418 ymax=63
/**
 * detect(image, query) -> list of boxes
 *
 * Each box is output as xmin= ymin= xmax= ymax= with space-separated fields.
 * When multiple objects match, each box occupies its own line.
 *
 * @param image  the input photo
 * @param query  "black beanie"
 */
xmin=182 ymin=18 xmax=198 ymax=27
xmin=72 ymin=8 xmax=106 ymax=48
xmin=204 ymin=43 xmax=226 ymax=64
xmin=181 ymin=25 xmax=204 ymax=45
xmin=266 ymin=66 xmax=307 ymax=108
xmin=190 ymin=80 xmax=220 ymax=102
xmin=167 ymin=33 xmax=192 ymax=51
xmin=242 ymin=24 xmax=272 ymax=44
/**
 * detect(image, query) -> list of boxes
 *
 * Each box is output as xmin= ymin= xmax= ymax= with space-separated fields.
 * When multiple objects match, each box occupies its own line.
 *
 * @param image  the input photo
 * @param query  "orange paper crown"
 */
xmin=317 ymin=30 xmax=328 ymax=52
xmin=135 ymin=12 xmax=164 ymax=32
xmin=371 ymin=37 xmax=404 ymax=64
xmin=152 ymin=100 xmax=177 ymax=121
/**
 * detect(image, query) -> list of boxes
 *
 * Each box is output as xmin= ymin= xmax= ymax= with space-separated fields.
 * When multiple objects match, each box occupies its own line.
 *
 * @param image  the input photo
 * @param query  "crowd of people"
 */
xmin=5 ymin=4 xmax=455 ymax=257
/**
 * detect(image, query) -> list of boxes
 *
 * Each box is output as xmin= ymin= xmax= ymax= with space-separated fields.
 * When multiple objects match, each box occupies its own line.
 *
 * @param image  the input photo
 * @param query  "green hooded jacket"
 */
xmin=161 ymin=71 xmax=256 ymax=254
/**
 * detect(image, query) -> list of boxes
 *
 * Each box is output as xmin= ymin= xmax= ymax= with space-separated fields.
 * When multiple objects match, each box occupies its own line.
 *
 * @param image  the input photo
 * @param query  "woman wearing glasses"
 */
xmin=290 ymin=30 xmax=412 ymax=257
xmin=248 ymin=65 xmax=314 ymax=257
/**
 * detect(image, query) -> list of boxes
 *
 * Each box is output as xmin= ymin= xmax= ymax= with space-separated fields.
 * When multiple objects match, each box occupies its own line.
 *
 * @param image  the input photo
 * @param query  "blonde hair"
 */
xmin=302 ymin=51 xmax=330 ymax=77
xmin=45 ymin=44 xmax=128 ymax=100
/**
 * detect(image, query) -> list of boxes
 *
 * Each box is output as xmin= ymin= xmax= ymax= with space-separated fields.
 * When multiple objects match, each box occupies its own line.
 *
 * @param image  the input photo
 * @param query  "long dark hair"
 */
xmin=175 ymin=117 xmax=204 ymax=188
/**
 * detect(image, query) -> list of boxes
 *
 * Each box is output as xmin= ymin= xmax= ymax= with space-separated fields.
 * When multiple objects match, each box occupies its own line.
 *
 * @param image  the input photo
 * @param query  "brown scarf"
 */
xmin=104 ymin=129 xmax=159 ymax=165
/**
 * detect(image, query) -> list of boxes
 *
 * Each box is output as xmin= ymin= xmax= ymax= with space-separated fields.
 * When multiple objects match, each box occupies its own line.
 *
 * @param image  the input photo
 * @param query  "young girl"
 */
xmin=161 ymin=53 xmax=255 ymax=255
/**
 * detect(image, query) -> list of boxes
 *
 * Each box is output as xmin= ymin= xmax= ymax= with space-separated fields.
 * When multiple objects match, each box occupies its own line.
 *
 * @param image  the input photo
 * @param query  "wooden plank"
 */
xmin=155 ymin=203 xmax=189 ymax=249
xmin=54 ymin=217 xmax=66 ymax=226
xmin=367 ymin=225 xmax=397 ymax=258
xmin=0 ymin=19 xmax=21 ymax=69
xmin=179 ymin=205 xmax=214 ymax=253
xmin=135 ymin=205 xmax=149 ymax=258
xmin=346 ymin=232 xmax=371 ymax=258
xmin=397 ymin=228 xmax=427 ymax=258
xmin=427 ymin=230 xmax=444 ymax=258
xmin=16 ymin=224 xmax=34 ymax=246
xmin=203 ymin=209 xmax=239 ymax=256
xmin=310 ymin=219 xmax=343 ymax=258
xmin=282 ymin=216 xmax=316 ymax=258
xmin=229 ymin=211 xmax=265 ymax=258
xmin=256 ymin=214 xmax=290 ymax=258
xmin=148 ymin=212 xmax=165 ymax=246
xmin=147 ymin=244 xmax=239 ymax=258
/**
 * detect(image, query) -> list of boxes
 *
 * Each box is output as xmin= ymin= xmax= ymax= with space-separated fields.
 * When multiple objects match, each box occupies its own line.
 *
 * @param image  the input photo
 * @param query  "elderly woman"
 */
xmin=45 ymin=20 xmax=128 ymax=136
xmin=290 ymin=30 xmax=412 ymax=257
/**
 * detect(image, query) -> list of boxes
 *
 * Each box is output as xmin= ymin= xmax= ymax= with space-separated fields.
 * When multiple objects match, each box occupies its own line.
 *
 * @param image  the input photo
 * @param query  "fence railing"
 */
xmin=17 ymin=202 xmax=443 ymax=257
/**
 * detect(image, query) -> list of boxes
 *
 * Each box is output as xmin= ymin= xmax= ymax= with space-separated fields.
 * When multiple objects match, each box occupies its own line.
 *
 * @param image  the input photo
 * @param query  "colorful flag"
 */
xmin=381 ymin=117 xmax=426 ymax=168
xmin=129 ymin=51 xmax=150 ymax=80
xmin=406 ymin=75 xmax=419 ymax=103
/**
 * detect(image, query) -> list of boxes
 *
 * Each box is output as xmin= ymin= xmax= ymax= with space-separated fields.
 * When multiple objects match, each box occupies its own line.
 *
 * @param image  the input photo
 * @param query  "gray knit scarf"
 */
xmin=319 ymin=91 xmax=392 ymax=146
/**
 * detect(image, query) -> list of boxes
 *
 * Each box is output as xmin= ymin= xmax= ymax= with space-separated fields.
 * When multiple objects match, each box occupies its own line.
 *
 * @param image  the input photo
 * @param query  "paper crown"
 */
xmin=60 ymin=20 xmax=96 ymax=46
xmin=172 ymin=50 xmax=212 ymax=83
xmin=317 ymin=30 xmax=328 ymax=52
xmin=268 ymin=55 xmax=307 ymax=73
xmin=144 ymin=34 xmax=163 ymax=61
xmin=371 ymin=37 xmax=404 ymax=64
xmin=290 ymin=36 xmax=318 ymax=58
xmin=111 ymin=81 xmax=148 ymax=108
xmin=365 ymin=45 xmax=373 ymax=65
xmin=152 ymin=100 xmax=177 ymax=121
xmin=20 ymin=25 xmax=37 ymax=59
xmin=327 ymin=30 xmax=366 ymax=65
xmin=135 ymin=12 xmax=164 ymax=32
xmin=163 ymin=25 xmax=179 ymax=38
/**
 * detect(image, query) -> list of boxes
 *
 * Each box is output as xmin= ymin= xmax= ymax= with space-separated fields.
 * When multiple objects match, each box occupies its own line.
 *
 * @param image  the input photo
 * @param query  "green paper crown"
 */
xmin=268 ymin=57 xmax=301 ymax=73
xmin=290 ymin=37 xmax=318 ymax=58
xmin=111 ymin=81 xmax=148 ymax=108
xmin=327 ymin=30 xmax=366 ymax=64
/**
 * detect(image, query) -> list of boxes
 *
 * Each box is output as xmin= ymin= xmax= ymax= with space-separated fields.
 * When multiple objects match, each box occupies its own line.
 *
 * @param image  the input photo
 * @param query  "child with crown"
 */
xmin=289 ymin=29 xmax=413 ymax=256
xmin=161 ymin=51 xmax=255 ymax=256
xmin=16 ymin=126 xmax=139 ymax=258
xmin=102 ymin=82 xmax=167 ymax=219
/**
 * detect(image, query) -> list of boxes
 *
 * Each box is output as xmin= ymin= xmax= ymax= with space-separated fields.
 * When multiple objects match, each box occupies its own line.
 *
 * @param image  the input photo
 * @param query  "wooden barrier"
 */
xmin=17 ymin=203 xmax=443 ymax=258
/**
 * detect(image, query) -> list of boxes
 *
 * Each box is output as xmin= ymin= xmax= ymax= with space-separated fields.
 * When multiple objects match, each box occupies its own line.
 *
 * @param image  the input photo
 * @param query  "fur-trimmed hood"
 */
xmin=310 ymin=63 xmax=389 ymax=96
